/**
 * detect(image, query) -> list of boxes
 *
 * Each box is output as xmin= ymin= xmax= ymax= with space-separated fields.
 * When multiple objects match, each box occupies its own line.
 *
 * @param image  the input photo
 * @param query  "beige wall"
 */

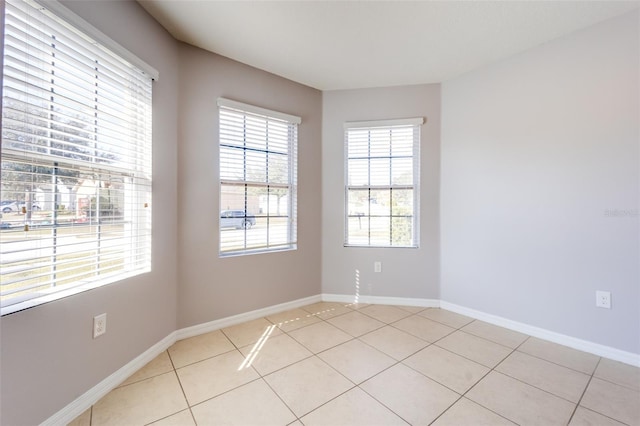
xmin=176 ymin=43 xmax=322 ymax=328
xmin=441 ymin=10 xmax=639 ymax=353
xmin=321 ymin=84 xmax=441 ymax=300
xmin=0 ymin=1 xmax=180 ymax=424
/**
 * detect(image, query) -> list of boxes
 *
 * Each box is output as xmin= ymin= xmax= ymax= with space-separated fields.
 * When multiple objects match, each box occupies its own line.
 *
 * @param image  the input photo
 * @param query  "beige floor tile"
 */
xmin=461 ymin=321 xmax=528 ymax=349
xmin=435 ymin=330 xmax=512 ymax=368
xmin=176 ymin=350 xmax=259 ymax=405
xmin=358 ymin=304 xmax=412 ymax=323
xmin=403 ymin=345 xmax=489 ymax=394
xmin=359 ymin=326 xmax=428 ymax=360
xmin=418 ymin=308 xmax=474 ymax=329
xmin=92 ymin=372 xmax=188 ymax=426
xmin=392 ymin=315 xmax=455 ymax=342
xmin=496 ymin=351 xmax=590 ymax=403
xmin=318 ymin=339 xmax=396 ymax=384
xmin=168 ymin=330 xmax=235 ymax=368
xmin=266 ymin=308 xmax=322 ymax=332
xmin=432 ymin=397 xmax=516 ymax=426
xmin=264 ymin=356 xmax=354 ymax=417
xmin=466 ymin=371 xmax=575 ymax=425
xmin=361 ymin=363 xmax=459 ymax=425
xmin=301 ymin=301 xmax=353 ymax=319
xmin=518 ymin=337 xmax=599 ymax=375
xmin=221 ymin=318 xmax=282 ymax=348
xmin=395 ymin=305 xmax=425 ymax=314
xmin=300 ymin=387 xmax=408 ymax=426
xmin=149 ymin=409 xmax=196 ymax=426
xmin=239 ymin=333 xmax=312 ymax=375
xmin=119 ymin=351 xmax=174 ymax=387
xmin=594 ymin=358 xmax=640 ymax=391
xmin=288 ymin=321 xmax=352 ymax=353
xmin=327 ymin=311 xmax=385 ymax=337
xmin=191 ymin=379 xmax=296 ymax=426
xmin=580 ymin=377 xmax=640 ymax=425
xmin=344 ymin=302 xmax=371 ymax=310
xmin=569 ymin=406 xmax=626 ymax=426
xmin=67 ymin=408 xmax=91 ymax=426
xmin=288 ymin=421 xmax=303 ymax=426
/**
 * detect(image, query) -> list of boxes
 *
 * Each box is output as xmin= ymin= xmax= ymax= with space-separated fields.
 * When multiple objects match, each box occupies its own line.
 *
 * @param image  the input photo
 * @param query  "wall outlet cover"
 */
xmin=93 ymin=313 xmax=107 ymax=338
xmin=595 ymin=291 xmax=611 ymax=309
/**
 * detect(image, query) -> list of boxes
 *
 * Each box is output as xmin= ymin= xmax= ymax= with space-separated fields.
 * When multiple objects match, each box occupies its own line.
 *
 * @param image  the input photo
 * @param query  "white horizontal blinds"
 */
xmin=345 ymin=119 xmax=421 ymax=247
xmin=3 ymin=0 xmax=152 ymax=174
xmin=1 ymin=0 xmax=152 ymax=311
xmin=218 ymin=99 xmax=298 ymax=255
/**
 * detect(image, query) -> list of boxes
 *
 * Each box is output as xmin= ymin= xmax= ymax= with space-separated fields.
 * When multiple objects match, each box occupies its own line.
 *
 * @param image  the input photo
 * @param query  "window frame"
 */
xmin=217 ymin=98 xmax=300 ymax=257
xmin=0 ymin=0 xmax=156 ymax=315
xmin=344 ymin=118 xmax=423 ymax=248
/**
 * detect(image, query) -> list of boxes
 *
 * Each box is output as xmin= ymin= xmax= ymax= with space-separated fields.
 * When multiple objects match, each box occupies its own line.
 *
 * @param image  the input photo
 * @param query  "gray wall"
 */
xmin=321 ymin=85 xmax=441 ymax=300
xmin=441 ymin=10 xmax=639 ymax=353
xmin=0 ymin=1 xmax=180 ymax=424
xmin=176 ymin=44 xmax=322 ymax=328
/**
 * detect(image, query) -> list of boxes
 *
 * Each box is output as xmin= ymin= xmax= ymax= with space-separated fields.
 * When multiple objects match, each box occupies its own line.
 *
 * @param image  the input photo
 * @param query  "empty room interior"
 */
xmin=0 ymin=0 xmax=639 ymax=425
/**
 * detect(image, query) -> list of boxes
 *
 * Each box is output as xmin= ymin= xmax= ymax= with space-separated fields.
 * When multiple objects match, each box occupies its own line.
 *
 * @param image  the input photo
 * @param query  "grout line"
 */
xmin=588 ymin=372 xmax=640 ymax=393
xmin=514 ymin=339 xmax=601 ymax=376
xmin=168 ymin=353 xmax=199 ymax=426
xmin=456 ymin=324 xmax=525 ymax=351
xmin=259 ymin=376 xmax=300 ymax=423
xmin=286 ymin=328 xmax=356 ymax=356
xmin=356 ymin=381 xmax=414 ymax=425
xmin=293 ymin=384 xmax=358 ymax=423
xmin=570 ymin=405 xmax=632 ymax=426
xmin=424 ymin=394 xmax=465 ymax=426
xmin=490 ymin=338 xmax=600 ymax=406
xmin=444 ymin=336 xmax=523 ymax=423
xmin=514 ymin=349 xmax=596 ymax=376
xmin=567 ymin=357 xmax=601 ymax=425
xmin=186 ymin=376 xmax=264 ymax=409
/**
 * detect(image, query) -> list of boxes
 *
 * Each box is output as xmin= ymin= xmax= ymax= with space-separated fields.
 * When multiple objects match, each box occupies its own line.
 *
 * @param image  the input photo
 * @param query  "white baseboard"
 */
xmin=43 ymin=293 xmax=640 ymax=425
xmin=41 ymin=294 xmax=322 ymax=425
xmin=175 ymin=294 xmax=322 ymax=340
xmin=440 ymin=301 xmax=640 ymax=368
xmin=41 ymin=332 xmax=177 ymax=426
xmin=322 ymin=293 xmax=440 ymax=308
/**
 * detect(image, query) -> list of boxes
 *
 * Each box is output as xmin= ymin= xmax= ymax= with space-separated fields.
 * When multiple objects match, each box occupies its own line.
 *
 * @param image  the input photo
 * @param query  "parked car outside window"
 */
xmin=1 ymin=201 xmax=18 ymax=213
xmin=220 ymin=210 xmax=256 ymax=229
xmin=1 ymin=200 xmax=41 ymax=213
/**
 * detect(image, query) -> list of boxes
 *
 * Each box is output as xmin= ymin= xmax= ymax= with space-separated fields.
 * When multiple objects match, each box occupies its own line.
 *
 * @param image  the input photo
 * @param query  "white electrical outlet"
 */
xmin=93 ymin=313 xmax=107 ymax=338
xmin=374 ymin=261 xmax=382 ymax=273
xmin=595 ymin=291 xmax=611 ymax=309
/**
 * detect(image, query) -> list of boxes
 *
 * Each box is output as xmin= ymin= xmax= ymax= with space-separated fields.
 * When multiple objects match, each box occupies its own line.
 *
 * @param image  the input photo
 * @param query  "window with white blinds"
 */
xmin=1 ymin=0 xmax=154 ymax=314
xmin=345 ymin=118 xmax=423 ymax=247
xmin=218 ymin=98 xmax=299 ymax=256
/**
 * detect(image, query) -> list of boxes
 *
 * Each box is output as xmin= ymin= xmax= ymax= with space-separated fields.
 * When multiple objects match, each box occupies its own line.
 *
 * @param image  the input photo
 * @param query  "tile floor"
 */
xmin=68 ymin=302 xmax=640 ymax=426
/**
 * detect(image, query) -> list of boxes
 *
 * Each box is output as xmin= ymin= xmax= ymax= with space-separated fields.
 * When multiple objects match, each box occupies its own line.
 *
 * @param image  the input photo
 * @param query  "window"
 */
xmin=218 ymin=98 xmax=299 ymax=256
xmin=1 ymin=0 xmax=157 ymax=314
xmin=345 ymin=118 xmax=423 ymax=247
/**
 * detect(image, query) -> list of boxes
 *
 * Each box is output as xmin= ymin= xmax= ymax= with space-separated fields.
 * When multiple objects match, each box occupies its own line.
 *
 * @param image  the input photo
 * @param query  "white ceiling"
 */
xmin=138 ymin=0 xmax=640 ymax=91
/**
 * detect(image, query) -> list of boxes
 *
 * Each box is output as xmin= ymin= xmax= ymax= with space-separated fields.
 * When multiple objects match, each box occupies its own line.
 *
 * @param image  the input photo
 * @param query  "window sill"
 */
xmin=219 ymin=245 xmax=297 ymax=258
xmin=1 ymin=269 xmax=150 ymax=316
